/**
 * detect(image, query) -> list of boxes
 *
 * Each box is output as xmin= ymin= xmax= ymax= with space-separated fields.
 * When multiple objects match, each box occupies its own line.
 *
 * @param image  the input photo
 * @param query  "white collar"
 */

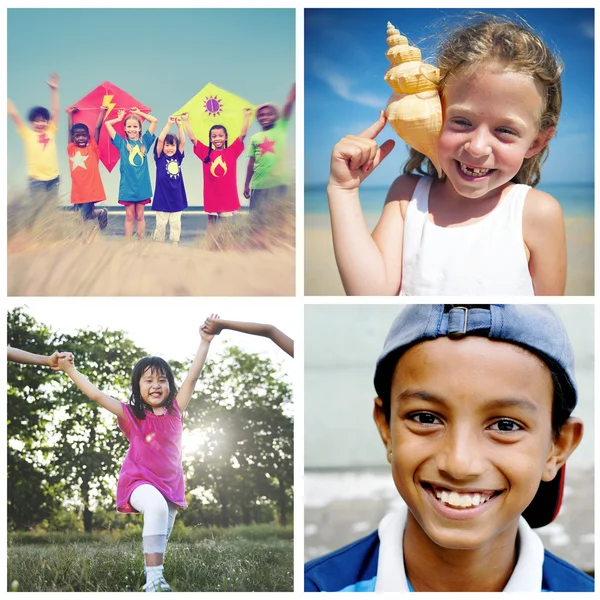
xmin=375 ymin=504 xmax=545 ymax=592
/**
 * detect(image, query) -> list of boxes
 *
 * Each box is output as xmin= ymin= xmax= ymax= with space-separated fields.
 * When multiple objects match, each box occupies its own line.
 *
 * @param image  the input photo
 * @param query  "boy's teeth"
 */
xmin=459 ymin=162 xmax=490 ymax=176
xmin=436 ymin=489 xmax=489 ymax=508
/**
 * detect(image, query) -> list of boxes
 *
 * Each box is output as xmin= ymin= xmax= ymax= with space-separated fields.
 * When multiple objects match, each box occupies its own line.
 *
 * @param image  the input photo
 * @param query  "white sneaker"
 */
xmin=142 ymin=576 xmax=172 ymax=592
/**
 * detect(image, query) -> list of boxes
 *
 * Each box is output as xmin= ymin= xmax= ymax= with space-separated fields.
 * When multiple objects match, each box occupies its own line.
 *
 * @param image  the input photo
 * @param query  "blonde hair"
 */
xmin=124 ymin=114 xmax=146 ymax=156
xmin=404 ymin=15 xmax=563 ymax=187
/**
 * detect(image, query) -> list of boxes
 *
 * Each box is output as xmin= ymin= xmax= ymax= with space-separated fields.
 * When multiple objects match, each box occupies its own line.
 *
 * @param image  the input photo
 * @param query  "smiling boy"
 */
xmin=305 ymin=304 xmax=593 ymax=592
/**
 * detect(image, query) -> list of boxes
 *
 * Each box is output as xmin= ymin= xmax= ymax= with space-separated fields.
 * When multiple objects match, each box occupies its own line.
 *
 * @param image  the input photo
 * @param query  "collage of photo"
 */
xmin=4 ymin=5 xmax=595 ymax=596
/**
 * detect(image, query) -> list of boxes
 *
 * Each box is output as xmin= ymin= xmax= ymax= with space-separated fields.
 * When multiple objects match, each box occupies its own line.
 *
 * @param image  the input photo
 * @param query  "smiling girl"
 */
xmin=328 ymin=17 xmax=565 ymax=296
xmin=105 ymin=107 xmax=158 ymax=238
xmin=55 ymin=318 xmax=217 ymax=592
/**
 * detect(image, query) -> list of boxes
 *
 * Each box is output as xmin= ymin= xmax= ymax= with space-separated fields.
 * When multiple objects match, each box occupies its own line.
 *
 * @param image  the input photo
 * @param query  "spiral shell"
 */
xmin=384 ymin=22 xmax=443 ymax=177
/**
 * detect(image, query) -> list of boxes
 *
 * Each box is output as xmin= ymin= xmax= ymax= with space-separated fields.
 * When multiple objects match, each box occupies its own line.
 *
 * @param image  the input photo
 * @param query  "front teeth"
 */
xmin=436 ymin=489 xmax=491 ymax=508
xmin=459 ymin=162 xmax=490 ymax=177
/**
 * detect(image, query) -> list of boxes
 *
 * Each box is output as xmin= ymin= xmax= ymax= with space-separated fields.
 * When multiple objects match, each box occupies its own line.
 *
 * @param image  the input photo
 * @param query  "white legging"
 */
xmin=130 ymin=484 xmax=178 ymax=555
xmin=153 ymin=211 xmax=182 ymax=243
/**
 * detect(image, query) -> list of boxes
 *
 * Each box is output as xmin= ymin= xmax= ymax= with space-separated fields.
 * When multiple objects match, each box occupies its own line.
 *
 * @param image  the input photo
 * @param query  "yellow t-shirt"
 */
xmin=17 ymin=121 xmax=59 ymax=181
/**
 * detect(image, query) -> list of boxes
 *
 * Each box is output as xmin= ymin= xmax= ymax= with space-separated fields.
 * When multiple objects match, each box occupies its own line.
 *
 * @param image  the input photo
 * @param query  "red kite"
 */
xmin=66 ymin=81 xmax=151 ymax=172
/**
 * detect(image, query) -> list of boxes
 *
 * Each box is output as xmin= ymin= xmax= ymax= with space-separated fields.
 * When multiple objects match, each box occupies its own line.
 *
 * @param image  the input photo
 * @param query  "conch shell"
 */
xmin=384 ymin=22 xmax=443 ymax=177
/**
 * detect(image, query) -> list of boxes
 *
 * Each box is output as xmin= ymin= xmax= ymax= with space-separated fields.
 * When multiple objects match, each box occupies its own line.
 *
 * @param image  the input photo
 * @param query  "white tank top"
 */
xmin=400 ymin=176 xmax=534 ymax=296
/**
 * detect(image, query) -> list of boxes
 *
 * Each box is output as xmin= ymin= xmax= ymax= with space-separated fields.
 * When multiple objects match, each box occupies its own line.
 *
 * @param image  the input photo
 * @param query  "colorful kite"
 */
xmin=66 ymin=81 xmax=151 ymax=172
xmin=175 ymin=83 xmax=255 ymax=145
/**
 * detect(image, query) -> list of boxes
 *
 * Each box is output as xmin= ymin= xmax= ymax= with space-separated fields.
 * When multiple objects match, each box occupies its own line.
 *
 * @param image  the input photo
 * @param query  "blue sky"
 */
xmin=305 ymin=8 xmax=594 ymax=187
xmin=7 ymin=8 xmax=295 ymax=207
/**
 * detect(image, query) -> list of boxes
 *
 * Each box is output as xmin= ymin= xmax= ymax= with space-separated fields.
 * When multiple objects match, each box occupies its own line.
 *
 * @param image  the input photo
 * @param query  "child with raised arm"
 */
xmin=151 ymin=116 xmax=187 ymax=244
xmin=7 ymin=346 xmax=72 ymax=367
xmin=244 ymin=83 xmax=295 ymax=211
xmin=329 ymin=17 xmax=566 ymax=296
xmin=105 ymin=107 xmax=158 ymax=238
xmin=67 ymin=105 xmax=109 ymax=229
xmin=202 ymin=316 xmax=294 ymax=357
xmin=7 ymin=73 xmax=60 ymax=200
xmin=55 ymin=318 xmax=218 ymax=592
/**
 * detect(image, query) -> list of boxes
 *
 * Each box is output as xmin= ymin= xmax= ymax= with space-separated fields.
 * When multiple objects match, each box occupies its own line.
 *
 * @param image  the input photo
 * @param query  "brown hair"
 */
xmin=404 ymin=15 xmax=563 ymax=187
xmin=124 ymin=114 xmax=146 ymax=156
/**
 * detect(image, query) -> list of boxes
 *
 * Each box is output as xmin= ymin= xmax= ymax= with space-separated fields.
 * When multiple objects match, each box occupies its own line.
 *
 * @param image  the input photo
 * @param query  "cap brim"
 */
xmin=522 ymin=466 xmax=565 ymax=528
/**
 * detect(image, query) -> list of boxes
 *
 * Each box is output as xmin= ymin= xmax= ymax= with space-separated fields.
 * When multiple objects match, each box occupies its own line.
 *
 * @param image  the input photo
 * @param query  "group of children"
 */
xmin=8 ymin=78 xmax=295 ymax=243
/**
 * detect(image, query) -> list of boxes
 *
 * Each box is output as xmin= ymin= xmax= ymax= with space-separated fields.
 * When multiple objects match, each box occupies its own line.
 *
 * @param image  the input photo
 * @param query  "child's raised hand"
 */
xmin=175 ymin=117 xmax=182 ymax=124
xmin=181 ymin=112 xmax=189 ymax=121
xmin=55 ymin=353 xmax=75 ymax=372
xmin=243 ymin=108 xmax=252 ymax=116
xmin=200 ymin=314 xmax=221 ymax=341
xmin=117 ymin=109 xmax=125 ymax=121
xmin=329 ymin=110 xmax=395 ymax=192
xmin=168 ymin=115 xmax=176 ymax=124
xmin=129 ymin=107 xmax=142 ymax=115
xmin=202 ymin=316 xmax=224 ymax=336
xmin=67 ymin=106 xmax=79 ymax=114
xmin=47 ymin=73 xmax=59 ymax=90
xmin=100 ymin=105 xmax=109 ymax=113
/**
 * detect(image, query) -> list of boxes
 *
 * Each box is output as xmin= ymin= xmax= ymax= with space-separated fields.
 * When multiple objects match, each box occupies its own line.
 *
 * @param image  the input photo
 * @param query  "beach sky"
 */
xmin=7 ymin=8 xmax=295 ymax=206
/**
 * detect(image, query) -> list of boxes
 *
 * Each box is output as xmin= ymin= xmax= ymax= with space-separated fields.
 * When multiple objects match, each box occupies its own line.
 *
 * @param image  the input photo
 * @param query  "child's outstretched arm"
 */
xmin=181 ymin=113 xmax=197 ymax=145
xmin=175 ymin=117 xmax=185 ymax=152
xmin=105 ymin=109 xmax=125 ymax=140
xmin=47 ymin=73 xmax=59 ymax=124
xmin=130 ymin=107 xmax=158 ymax=135
xmin=67 ymin=106 xmax=77 ymax=136
xmin=244 ymin=158 xmax=255 ymax=199
xmin=156 ymin=116 xmax=175 ymax=157
xmin=203 ymin=317 xmax=294 ymax=357
xmin=240 ymin=108 xmax=252 ymax=141
xmin=8 ymin=346 xmax=72 ymax=368
xmin=94 ymin=105 xmax=109 ymax=144
xmin=55 ymin=355 xmax=124 ymax=417
xmin=7 ymin=99 xmax=24 ymax=129
xmin=328 ymin=111 xmax=405 ymax=295
xmin=176 ymin=314 xmax=219 ymax=412
xmin=523 ymin=189 xmax=567 ymax=295
xmin=282 ymin=83 xmax=296 ymax=119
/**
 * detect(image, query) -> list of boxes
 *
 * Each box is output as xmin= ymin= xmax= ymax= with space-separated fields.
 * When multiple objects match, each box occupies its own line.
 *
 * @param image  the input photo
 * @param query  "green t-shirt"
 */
xmin=247 ymin=117 xmax=290 ymax=189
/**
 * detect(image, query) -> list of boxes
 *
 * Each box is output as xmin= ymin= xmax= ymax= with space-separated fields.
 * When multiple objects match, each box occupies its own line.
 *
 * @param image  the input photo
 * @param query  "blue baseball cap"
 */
xmin=374 ymin=304 xmax=577 ymax=528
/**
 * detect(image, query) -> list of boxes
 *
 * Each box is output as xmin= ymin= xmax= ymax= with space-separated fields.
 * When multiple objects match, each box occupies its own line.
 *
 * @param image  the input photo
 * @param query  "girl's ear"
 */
xmin=542 ymin=417 xmax=583 ymax=481
xmin=373 ymin=397 xmax=393 ymax=463
xmin=525 ymin=126 xmax=556 ymax=159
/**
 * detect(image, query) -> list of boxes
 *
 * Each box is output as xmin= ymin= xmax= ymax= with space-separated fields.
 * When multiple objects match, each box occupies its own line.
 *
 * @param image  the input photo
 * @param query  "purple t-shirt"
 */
xmin=151 ymin=144 xmax=188 ymax=213
xmin=116 ymin=401 xmax=186 ymax=513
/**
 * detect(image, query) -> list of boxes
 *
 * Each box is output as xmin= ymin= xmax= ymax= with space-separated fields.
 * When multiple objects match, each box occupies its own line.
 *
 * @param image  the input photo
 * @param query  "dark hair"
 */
xmin=71 ymin=123 xmax=89 ymax=136
xmin=28 ymin=106 xmax=50 ymax=122
xmin=164 ymin=133 xmax=179 ymax=146
xmin=203 ymin=125 xmax=228 ymax=164
xmin=129 ymin=356 xmax=177 ymax=420
xmin=379 ymin=305 xmax=572 ymax=438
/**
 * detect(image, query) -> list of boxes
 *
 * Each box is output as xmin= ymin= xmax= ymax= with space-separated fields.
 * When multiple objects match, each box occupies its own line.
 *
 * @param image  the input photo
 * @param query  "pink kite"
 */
xmin=66 ymin=81 xmax=151 ymax=172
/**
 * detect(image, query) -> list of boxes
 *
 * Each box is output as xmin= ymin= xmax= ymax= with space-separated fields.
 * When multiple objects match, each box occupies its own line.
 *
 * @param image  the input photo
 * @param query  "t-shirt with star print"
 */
xmin=67 ymin=138 xmax=106 ymax=204
xmin=111 ymin=131 xmax=156 ymax=202
xmin=17 ymin=121 xmax=59 ymax=181
xmin=151 ymin=144 xmax=188 ymax=213
xmin=247 ymin=116 xmax=290 ymax=189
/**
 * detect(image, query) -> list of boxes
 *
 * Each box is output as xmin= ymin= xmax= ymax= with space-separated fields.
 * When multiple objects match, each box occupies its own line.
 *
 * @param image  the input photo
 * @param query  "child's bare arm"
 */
xmin=130 ymin=107 xmax=158 ymax=135
xmin=94 ymin=105 xmax=108 ymax=145
xmin=181 ymin=113 xmax=197 ymax=145
xmin=328 ymin=112 xmax=400 ymax=295
xmin=56 ymin=356 xmax=124 ymax=417
xmin=523 ymin=189 xmax=567 ymax=295
xmin=67 ymin=106 xmax=77 ymax=136
xmin=282 ymin=83 xmax=296 ymax=119
xmin=176 ymin=315 xmax=219 ymax=412
xmin=7 ymin=99 xmax=24 ymax=128
xmin=203 ymin=318 xmax=294 ymax=357
xmin=240 ymin=108 xmax=252 ymax=141
xmin=244 ymin=157 xmax=255 ymax=199
xmin=8 ymin=347 xmax=71 ymax=368
xmin=156 ymin=117 xmax=175 ymax=157
xmin=47 ymin=73 xmax=59 ymax=125
xmin=105 ymin=109 xmax=124 ymax=140
xmin=176 ymin=117 xmax=185 ymax=152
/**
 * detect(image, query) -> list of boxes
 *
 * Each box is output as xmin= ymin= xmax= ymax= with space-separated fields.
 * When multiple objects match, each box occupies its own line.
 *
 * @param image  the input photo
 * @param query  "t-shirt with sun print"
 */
xmin=151 ymin=144 xmax=188 ymax=213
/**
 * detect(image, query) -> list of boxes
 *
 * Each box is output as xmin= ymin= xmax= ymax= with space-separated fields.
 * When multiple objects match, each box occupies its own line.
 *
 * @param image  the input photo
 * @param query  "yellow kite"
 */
xmin=175 ymin=83 xmax=255 ymax=143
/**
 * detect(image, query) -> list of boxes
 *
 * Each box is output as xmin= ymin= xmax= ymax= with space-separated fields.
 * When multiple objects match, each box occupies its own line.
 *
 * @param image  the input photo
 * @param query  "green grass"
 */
xmin=8 ymin=528 xmax=293 ymax=592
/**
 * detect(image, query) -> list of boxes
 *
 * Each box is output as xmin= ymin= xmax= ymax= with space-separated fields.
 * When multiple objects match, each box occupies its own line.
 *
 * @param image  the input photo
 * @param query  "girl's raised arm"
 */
xmin=156 ymin=117 xmax=175 ymax=157
xmin=176 ymin=315 xmax=219 ymax=412
xmin=130 ymin=107 xmax=158 ymax=135
xmin=7 ymin=99 xmax=24 ymax=129
xmin=240 ymin=108 xmax=252 ymax=141
xmin=181 ymin=113 xmax=197 ymax=145
xmin=105 ymin=109 xmax=125 ymax=140
xmin=56 ymin=356 xmax=124 ymax=417
xmin=176 ymin=117 xmax=185 ymax=152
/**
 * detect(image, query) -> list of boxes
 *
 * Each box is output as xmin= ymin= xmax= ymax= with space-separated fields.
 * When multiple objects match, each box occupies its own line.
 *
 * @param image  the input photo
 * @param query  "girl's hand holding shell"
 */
xmin=329 ymin=111 xmax=395 ymax=192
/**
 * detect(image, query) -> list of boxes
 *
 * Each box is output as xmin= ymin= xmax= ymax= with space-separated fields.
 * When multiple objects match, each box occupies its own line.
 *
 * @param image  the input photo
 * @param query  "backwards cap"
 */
xmin=373 ymin=304 xmax=577 ymax=528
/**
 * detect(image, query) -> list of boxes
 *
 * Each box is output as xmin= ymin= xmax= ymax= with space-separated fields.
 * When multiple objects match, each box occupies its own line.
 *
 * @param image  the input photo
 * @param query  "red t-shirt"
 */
xmin=68 ymin=138 xmax=106 ymax=204
xmin=194 ymin=137 xmax=243 ymax=213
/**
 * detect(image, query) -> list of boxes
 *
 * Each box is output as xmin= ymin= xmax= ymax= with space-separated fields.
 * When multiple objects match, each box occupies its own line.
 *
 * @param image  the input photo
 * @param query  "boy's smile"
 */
xmin=377 ymin=335 xmax=557 ymax=552
xmin=437 ymin=61 xmax=553 ymax=201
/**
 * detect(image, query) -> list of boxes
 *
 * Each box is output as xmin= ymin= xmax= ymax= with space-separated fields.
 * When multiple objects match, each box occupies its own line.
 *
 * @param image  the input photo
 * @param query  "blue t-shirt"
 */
xmin=151 ymin=143 xmax=188 ymax=213
xmin=111 ymin=131 xmax=155 ymax=201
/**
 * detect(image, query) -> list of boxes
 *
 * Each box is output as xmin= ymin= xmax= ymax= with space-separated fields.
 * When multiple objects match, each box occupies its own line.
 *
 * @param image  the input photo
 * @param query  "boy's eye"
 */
xmin=489 ymin=419 xmax=522 ymax=432
xmin=496 ymin=127 xmax=517 ymax=136
xmin=408 ymin=412 xmax=441 ymax=425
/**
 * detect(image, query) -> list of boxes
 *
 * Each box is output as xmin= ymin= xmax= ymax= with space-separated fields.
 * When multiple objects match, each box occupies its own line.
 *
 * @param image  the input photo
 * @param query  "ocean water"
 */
xmin=305 ymin=182 xmax=594 ymax=219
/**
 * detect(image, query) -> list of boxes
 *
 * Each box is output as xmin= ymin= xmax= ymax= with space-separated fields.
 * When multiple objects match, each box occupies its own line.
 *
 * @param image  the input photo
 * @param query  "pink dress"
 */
xmin=116 ymin=401 xmax=186 ymax=513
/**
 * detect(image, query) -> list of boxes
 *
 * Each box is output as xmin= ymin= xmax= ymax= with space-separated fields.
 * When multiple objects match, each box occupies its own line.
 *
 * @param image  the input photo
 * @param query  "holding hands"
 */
xmin=200 ymin=314 xmax=221 ymax=342
xmin=54 ymin=352 xmax=75 ymax=372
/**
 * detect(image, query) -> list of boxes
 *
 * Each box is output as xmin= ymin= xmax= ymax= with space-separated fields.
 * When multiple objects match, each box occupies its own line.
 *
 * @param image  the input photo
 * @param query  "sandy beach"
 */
xmin=305 ymin=214 xmax=594 ymax=296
